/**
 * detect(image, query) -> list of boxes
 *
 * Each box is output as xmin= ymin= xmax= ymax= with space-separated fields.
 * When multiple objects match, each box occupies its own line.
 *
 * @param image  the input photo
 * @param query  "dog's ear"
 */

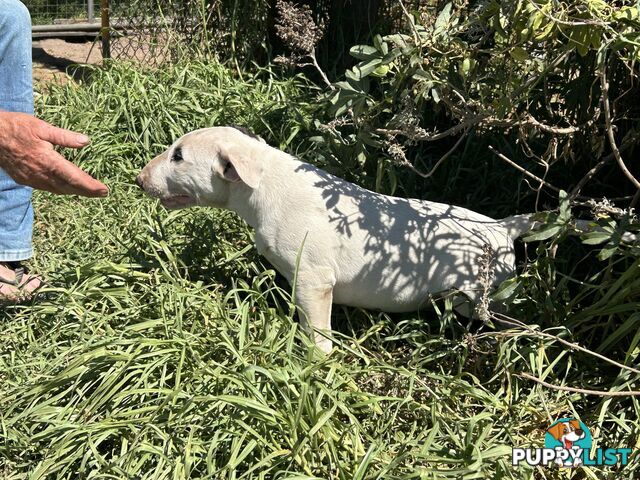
xmin=218 ymin=146 xmax=263 ymax=189
xmin=229 ymin=125 xmax=266 ymax=144
xmin=547 ymin=423 xmax=565 ymax=440
xmin=569 ymin=420 xmax=582 ymax=431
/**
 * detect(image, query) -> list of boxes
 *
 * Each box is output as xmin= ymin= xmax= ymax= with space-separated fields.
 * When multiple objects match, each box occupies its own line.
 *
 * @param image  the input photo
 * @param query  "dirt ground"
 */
xmin=32 ymin=38 xmax=102 ymax=84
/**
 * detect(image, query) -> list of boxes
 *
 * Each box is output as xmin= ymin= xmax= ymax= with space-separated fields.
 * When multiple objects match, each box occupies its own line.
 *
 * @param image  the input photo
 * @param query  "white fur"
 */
xmin=136 ymin=127 xmax=530 ymax=352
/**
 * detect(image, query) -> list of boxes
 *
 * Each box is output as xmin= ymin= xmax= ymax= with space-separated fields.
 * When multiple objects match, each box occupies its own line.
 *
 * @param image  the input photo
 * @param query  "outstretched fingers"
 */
xmin=42 ymin=150 xmax=109 ymax=197
xmin=35 ymin=120 xmax=91 ymax=149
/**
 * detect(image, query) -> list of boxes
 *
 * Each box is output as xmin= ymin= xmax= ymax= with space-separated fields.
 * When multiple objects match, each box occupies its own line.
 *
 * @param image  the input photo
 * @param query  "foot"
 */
xmin=0 ymin=262 xmax=43 ymax=303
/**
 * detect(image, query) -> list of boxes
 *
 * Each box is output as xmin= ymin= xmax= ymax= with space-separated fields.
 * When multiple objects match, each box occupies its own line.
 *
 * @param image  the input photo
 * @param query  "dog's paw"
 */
xmin=315 ymin=338 xmax=333 ymax=354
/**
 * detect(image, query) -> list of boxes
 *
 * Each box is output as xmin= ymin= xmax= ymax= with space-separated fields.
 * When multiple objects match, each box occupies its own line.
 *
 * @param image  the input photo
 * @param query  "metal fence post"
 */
xmin=88 ymin=0 xmax=95 ymax=22
xmin=101 ymin=0 xmax=110 ymax=59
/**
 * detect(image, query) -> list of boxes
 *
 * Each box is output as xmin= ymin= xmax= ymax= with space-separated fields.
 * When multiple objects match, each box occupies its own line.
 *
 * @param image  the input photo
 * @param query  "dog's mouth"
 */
xmin=159 ymin=195 xmax=195 ymax=209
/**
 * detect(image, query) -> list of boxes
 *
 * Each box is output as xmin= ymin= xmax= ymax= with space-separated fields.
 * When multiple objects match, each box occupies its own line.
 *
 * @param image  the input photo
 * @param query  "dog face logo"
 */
xmin=547 ymin=419 xmax=585 ymax=449
xmin=513 ymin=417 xmax=631 ymax=468
xmin=544 ymin=418 xmax=592 ymax=467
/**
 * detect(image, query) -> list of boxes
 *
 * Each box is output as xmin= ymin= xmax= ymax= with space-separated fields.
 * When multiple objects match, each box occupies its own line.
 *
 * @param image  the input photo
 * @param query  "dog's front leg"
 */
xmin=294 ymin=276 xmax=334 ymax=353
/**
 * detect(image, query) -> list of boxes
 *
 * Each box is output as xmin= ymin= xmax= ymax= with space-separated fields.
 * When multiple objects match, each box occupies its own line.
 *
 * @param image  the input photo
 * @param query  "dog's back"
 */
xmin=255 ymin=152 xmax=516 ymax=311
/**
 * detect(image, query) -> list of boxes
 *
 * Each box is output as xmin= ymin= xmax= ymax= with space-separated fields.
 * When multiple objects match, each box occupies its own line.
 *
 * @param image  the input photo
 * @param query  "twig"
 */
xmin=378 ymin=112 xmax=583 ymax=144
xmin=491 ymin=313 xmax=640 ymax=376
xmin=397 ymin=0 xmax=421 ymax=47
xmin=376 ymin=114 xmax=486 ymax=142
xmin=308 ymin=50 xmax=334 ymax=90
xmin=523 ymin=114 xmax=580 ymax=135
xmin=600 ymin=61 xmax=640 ymax=189
xmin=569 ymin=132 xmax=640 ymax=199
xmin=569 ymin=154 xmax=613 ymax=199
xmin=488 ymin=145 xmax=562 ymax=193
xmin=412 ymin=128 xmax=469 ymax=179
xmin=517 ymin=372 xmax=640 ymax=397
xmin=571 ymin=199 xmax=634 ymax=218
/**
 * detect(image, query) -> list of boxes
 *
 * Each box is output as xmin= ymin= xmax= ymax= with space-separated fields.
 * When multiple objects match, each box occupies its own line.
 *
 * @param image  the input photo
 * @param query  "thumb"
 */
xmin=35 ymin=119 xmax=90 ymax=149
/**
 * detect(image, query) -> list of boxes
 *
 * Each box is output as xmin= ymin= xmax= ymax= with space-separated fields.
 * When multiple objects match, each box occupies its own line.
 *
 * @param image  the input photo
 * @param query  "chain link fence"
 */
xmin=23 ymin=0 xmax=96 ymax=25
xmin=23 ymin=0 xmax=436 ymax=68
xmin=105 ymin=0 xmax=434 ymax=68
xmin=105 ymin=0 xmax=270 ymax=67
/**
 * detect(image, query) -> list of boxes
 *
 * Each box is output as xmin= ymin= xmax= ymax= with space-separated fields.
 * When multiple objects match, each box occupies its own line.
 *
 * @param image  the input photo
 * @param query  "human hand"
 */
xmin=0 ymin=111 xmax=108 ymax=197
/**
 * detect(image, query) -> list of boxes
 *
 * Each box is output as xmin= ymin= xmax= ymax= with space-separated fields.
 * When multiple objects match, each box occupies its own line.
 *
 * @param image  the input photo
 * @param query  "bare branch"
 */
xmin=518 ymin=372 xmax=640 ymax=397
xmin=309 ymin=50 xmax=334 ymax=90
xmin=570 ymin=131 xmax=640 ymax=199
xmin=492 ymin=313 xmax=640 ymax=376
xmin=409 ymin=129 xmax=469 ymax=179
xmin=376 ymin=114 xmax=486 ymax=142
xmin=377 ymin=111 xmax=586 ymax=146
xmin=488 ymin=145 xmax=562 ymax=193
xmin=397 ymin=0 xmax=421 ymax=47
xmin=600 ymin=61 xmax=640 ymax=189
xmin=522 ymin=114 xmax=580 ymax=135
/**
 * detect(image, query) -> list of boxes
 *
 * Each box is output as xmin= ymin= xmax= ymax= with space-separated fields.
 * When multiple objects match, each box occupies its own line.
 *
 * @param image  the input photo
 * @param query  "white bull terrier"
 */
xmin=134 ymin=126 xmax=565 ymax=352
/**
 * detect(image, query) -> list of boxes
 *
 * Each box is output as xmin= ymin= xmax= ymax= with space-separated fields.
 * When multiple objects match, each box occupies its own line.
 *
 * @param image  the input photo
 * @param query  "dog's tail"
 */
xmin=498 ymin=213 xmax=637 ymax=242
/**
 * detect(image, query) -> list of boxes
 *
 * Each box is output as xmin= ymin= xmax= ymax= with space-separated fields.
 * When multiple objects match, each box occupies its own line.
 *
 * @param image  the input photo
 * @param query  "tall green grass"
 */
xmin=0 ymin=62 xmax=638 ymax=479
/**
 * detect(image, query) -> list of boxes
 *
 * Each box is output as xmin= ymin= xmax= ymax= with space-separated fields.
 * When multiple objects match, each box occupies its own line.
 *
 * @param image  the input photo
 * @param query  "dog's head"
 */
xmin=547 ymin=420 xmax=585 ymax=446
xmin=136 ymin=126 xmax=265 ymax=209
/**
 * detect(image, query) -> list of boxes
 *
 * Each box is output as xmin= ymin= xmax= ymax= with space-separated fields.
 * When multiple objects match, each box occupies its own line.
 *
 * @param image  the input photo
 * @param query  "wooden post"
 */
xmin=101 ymin=0 xmax=110 ymax=59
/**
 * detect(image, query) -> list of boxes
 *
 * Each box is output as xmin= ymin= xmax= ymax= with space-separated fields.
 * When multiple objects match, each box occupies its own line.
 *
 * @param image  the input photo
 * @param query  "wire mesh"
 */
xmin=23 ymin=0 xmax=94 ymax=25
xmin=106 ymin=0 xmax=270 ymax=67
xmin=22 ymin=0 xmax=443 ymax=67
xmin=104 ymin=0 xmax=433 ymax=67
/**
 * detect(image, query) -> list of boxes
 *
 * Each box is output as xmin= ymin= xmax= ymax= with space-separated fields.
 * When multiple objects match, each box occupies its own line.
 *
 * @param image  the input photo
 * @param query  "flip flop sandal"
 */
xmin=0 ymin=262 xmax=43 ymax=303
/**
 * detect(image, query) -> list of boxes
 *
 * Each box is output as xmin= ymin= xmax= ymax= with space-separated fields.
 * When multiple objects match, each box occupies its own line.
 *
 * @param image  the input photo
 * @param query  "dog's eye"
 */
xmin=171 ymin=147 xmax=184 ymax=163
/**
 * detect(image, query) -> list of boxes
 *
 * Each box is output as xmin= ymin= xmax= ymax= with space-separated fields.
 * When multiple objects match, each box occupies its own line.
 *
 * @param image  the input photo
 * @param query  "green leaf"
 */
xmin=350 ymin=45 xmax=380 ymax=61
xmin=351 ymin=59 xmax=383 ymax=80
xmin=435 ymin=2 xmax=453 ymax=32
xmin=558 ymin=190 xmax=571 ymax=223
xmin=533 ymin=20 xmax=554 ymax=41
xmin=491 ymin=278 xmax=521 ymax=301
xmin=589 ymin=27 xmax=602 ymax=49
xmin=412 ymin=69 xmax=433 ymax=81
xmin=568 ymin=25 xmax=591 ymax=56
xmin=461 ymin=57 xmax=472 ymax=77
xmin=597 ymin=246 xmax=618 ymax=260
xmin=531 ymin=11 xmax=545 ymax=31
xmin=373 ymin=34 xmax=389 ymax=55
xmin=614 ymin=6 xmax=639 ymax=21
xmin=581 ymin=231 xmax=611 ymax=245
xmin=385 ymin=33 xmax=412 ymax=47
xmin=522 ymin=225 xmax=562 ymax=242
xmin=371 ymin=64 xmax=391 ymax=77
xmin=509 ymin=46 xmax=529 ymax=62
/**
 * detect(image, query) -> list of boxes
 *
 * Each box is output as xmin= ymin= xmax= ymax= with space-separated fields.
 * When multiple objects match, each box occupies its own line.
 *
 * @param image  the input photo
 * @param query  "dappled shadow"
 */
xmin=292 ymin=163 xmax=516 ymax=311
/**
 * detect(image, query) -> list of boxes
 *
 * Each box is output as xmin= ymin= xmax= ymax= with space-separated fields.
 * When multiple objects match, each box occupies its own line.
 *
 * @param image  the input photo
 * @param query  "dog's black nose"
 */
xmin=575 ymin=429 xmax=584 ymax=436
xmin=135 ymin=175 xmax=144 ymax=189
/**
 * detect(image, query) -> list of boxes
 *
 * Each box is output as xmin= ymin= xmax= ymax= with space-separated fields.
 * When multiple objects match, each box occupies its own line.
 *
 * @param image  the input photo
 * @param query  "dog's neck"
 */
xmin=225 ymin=147 xmax=294 ymax=231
